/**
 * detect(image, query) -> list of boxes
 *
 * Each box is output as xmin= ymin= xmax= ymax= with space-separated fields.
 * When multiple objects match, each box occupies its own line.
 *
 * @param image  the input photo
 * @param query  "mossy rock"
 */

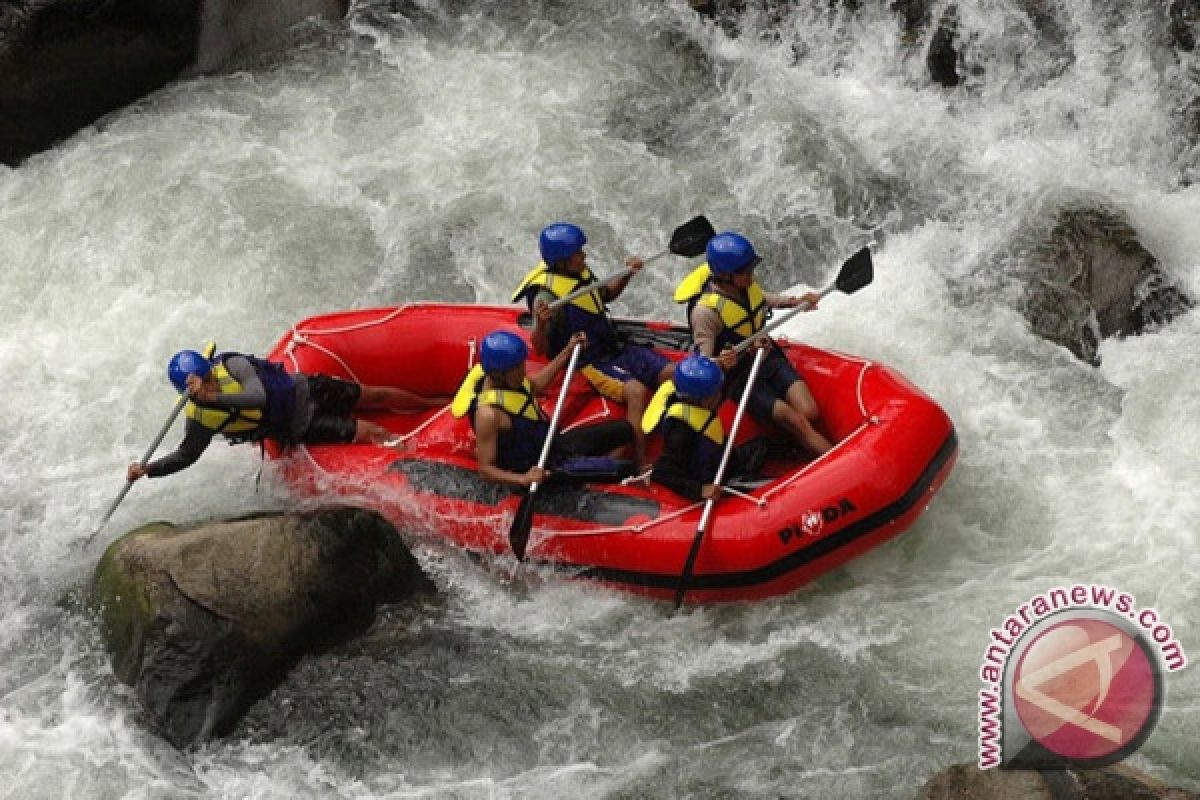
xmin=90 ymin=508 xmax=433 ymax=745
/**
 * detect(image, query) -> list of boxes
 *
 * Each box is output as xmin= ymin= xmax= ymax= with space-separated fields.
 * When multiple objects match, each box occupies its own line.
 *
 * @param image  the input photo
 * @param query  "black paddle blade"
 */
xmin=835 ymin=246 xmax=873 ymax=295
xmin=508 ymin=489 xmax=536 ymax=561
xmin=668 ymin=215 xmax=716 ymax=258
xmin=674 ymin=515 xmax=714 ymax=610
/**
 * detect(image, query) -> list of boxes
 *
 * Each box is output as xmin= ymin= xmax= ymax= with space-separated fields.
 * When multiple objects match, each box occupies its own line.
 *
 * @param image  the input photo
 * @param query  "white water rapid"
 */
xmin=1 ymin=1 xmax=1196 ymax=797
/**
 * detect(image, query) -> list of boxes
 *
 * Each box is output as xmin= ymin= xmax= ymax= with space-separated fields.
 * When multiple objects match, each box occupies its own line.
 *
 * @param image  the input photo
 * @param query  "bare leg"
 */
xmin=783 ymin=380 xmax=821 ymax=423
xmin=623 ymin=379 xmax=652 ymax=471
xmin=770 ymin=398 xmax=833 ymax=457
xmin=357 ymin=385 xmax=448 ymax=411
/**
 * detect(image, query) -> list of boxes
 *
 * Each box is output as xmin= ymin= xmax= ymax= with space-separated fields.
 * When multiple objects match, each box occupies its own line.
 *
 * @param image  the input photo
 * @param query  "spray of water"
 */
xmin=0 ymin=0 xmax=1196 ymax=796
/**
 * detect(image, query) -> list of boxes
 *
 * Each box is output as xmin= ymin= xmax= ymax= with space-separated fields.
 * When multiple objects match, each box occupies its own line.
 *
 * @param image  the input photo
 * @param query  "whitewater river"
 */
xmin=1 ymin=1 xmax=1197 ymax=797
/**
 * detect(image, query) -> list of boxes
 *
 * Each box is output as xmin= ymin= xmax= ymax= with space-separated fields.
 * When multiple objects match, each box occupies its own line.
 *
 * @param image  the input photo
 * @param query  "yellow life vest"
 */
xmin=450 ymin=364 xmax=544 ymax=421
xmin=667 ymin=403 xmax=725 ymax=446
xmin=641 ymin=380 xmax=677 ymax=434
xmin=185 ymin=362 xmax=263 ymax=435
xmin=673 ymin=263 xmax=713 ymax=304
xmin=641 ymin=380 xmax=724 ymax=445
xmin=512 ymin=261 xmax=606 ymax=314
xmin=674 ymin=263 xmax=768 ymax=339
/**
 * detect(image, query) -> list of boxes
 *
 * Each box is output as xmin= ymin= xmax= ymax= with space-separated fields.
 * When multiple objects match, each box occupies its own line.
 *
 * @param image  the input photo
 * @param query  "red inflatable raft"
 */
xmin=265 ymin=303 xmax=957 ymax=604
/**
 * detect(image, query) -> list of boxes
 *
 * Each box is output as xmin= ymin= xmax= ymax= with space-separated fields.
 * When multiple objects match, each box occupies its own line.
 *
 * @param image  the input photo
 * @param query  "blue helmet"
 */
xmin=706 ymin=232 xmax=760 ymax=275
xmin=480 ymin=330 xmax=528 ymax=373
xmin=539 ymin=222 xmax=587 ymax=265
xmin=167 ymin=350 xmax=213 ymax=394
xmin=673 ymin=354 xmax=723 ymax=401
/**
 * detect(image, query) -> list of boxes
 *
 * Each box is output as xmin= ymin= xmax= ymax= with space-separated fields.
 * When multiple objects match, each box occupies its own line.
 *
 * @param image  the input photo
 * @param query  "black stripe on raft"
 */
xmin=547 ymin=428 xmax=959 ymax=592
xmin=389 ymin=459 xmax=661 ymax=526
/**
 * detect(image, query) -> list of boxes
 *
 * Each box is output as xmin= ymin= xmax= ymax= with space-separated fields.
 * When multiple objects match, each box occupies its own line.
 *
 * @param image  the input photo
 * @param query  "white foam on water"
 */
xmin=1 ymin=0 xmax=1197 ymax=795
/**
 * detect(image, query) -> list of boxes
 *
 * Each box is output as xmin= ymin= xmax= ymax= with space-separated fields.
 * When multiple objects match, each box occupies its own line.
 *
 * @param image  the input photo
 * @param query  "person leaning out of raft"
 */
xmin=513 ymin=222 xmax=673 ymax=472
xmin=675 ymin=232 xmax=833 ymax=458
xmin=127 ymin=349 xmax=445 ymax=482
xmin=451 ymin=330 xmax=633 ymax=489
xmin=642 ymin=354 xmax=767 ymax=501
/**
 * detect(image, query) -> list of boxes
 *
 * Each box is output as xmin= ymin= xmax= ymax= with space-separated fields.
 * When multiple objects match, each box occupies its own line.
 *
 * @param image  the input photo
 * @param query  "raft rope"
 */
xmin=283 ymin=307 xmax=454 ymax=446
xmin=721 ymin=485 xmax=764 ymax=507
xmin=535 ymin=498 xmax=706 ymax=539
xmin=855 ymin=358 xmax=874 ymax=419
xmin=286 ymin=332 xmax=360 ymax=382
xmin=280 ymin=309 xmax=882 ymax=542
xmin=542 ymin=360 xmax=879 ymax=538
xmin=285 ymin=311 xmax=592 ymax=442
xmin=620 ymin=468 xmax=652 ymax=485
xmin=560 ymin=393 xmax=614 ymax=431
xmin=754 ymin=360 xmax=877 ymax=505
xmin=283 ymin=306 xmax=410 ymax=382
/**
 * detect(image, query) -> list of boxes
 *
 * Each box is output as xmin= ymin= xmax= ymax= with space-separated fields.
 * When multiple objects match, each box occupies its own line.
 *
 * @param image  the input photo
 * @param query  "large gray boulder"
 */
xmin=1021 ymin=205 xmax=1193 ymax=365
xmin=0 ymin=0 xmax=347 ymax=165
xmin=91 ymin=508 xmax=432 ymax=747
xmin=920 ymin=762 xmax=1199 ymax=799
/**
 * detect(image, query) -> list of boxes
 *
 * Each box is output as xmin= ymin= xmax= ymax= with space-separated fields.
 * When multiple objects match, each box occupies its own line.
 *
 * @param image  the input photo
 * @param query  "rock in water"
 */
xmin=0 ymin=0 xmax=348 ymax=165
xmin=90 ymin=507 xmax=432 ymax=746
xmin=1023 ymin=205 xmax=1193 ymax=365
xmin=920 ymin=762 xmax=1199 ymax=799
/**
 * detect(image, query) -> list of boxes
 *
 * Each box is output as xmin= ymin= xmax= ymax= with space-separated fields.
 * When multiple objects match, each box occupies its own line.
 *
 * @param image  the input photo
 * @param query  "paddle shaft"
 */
xmin=731 ymin=283 xmax=835 ymax=356
xmin=86 ymin=392 xmax=189 ymax=546
xmin=674 ymin=346 xmax=768 ymax=609
xmin=86 ymin=340 xmax=218 ymax=547
xmin=546 ymin=249 xmax=668 ymax=311
xmin=527 ymin=341 xmax=584 ymax=494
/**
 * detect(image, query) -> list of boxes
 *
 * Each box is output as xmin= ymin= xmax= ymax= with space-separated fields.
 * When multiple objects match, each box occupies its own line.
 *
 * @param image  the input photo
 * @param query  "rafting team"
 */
xmin=127 ymin=224 xmax=831 ymax=502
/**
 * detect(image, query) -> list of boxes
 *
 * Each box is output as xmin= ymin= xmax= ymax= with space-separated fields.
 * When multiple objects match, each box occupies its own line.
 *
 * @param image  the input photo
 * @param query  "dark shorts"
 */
xmin=302 ymin=375 xmax=362 ymax=444
xmin=549 ymin=419 xmax=634 ymax=465
xmin=581 ymin=345 xmax=670 ymax=401
xmin=725 ymin=348 xmax=803 ymax=422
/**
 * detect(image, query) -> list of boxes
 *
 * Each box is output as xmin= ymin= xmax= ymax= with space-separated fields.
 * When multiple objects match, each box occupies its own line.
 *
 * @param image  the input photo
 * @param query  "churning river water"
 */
xmin=1 ymin=0 xmax=1197 ymax=797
